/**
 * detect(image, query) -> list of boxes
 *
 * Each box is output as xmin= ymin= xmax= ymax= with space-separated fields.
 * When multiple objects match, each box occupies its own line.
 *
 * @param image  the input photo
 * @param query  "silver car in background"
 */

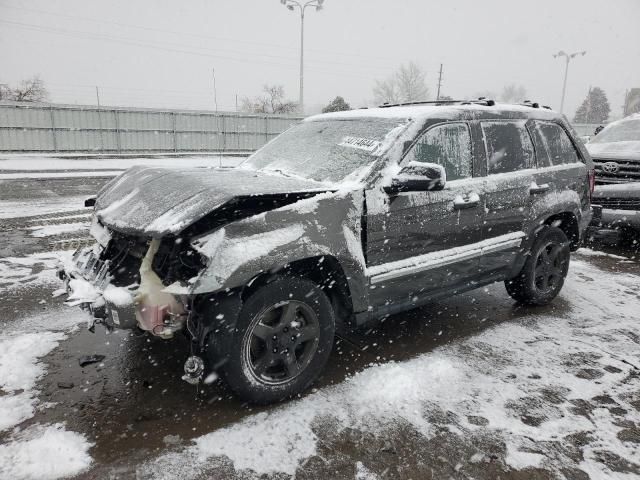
xmin=587 ymin=114 xmax=640 ymax=234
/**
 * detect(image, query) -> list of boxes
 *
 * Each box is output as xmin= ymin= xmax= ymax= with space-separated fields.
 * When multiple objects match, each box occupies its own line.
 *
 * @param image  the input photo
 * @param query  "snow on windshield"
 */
xmin=590 ymin=118 xmax=640 ymax=143
xmin=242 ymin=118 xmax=406 ymax=183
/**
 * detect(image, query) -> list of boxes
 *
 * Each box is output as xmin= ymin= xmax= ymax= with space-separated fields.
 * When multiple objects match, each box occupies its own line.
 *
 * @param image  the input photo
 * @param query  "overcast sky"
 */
xmin=1 ymin=0 xmax=639 ymax=117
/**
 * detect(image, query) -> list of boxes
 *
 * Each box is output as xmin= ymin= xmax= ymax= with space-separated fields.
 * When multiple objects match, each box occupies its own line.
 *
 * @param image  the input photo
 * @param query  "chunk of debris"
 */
xmin=57 ymin=381 xmax=74 ymax=389
xmin=78 ymin=354 xmax=106 ymax=367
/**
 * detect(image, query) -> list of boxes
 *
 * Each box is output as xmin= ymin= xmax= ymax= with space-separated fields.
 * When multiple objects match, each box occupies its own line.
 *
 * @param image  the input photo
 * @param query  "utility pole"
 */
xmin=212 ymin=67 xmax=218 ymax=113
xmin=553 ymin=50 xmax=586 ymax=114
xmin=623 ymin=89 xmax=629 ymax=117
xmin=436 ymin=64 xmax=443 ymax=100
xmin=95 ymin=86 xmax=101 ymax=107
xmin=280 ymin=0 xmax=325 ymax=115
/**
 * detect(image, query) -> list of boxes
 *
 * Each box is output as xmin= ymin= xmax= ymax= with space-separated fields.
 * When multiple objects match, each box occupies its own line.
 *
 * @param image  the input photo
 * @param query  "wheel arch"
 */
xmin=542 ymin=211 xmax=580 ymax=250
xmin=240 ymin=255 xmax=356 ymax=333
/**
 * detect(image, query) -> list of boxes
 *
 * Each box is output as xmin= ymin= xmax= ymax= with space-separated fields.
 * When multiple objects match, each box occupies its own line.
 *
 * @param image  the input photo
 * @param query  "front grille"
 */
xmin=593 ymin=158 xmax=640 ymax=184
xmin=595 ymin=197 xmax=640 ymax=211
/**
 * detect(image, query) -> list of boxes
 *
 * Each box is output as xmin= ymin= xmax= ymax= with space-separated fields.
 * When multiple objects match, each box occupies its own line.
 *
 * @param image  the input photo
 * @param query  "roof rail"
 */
xmin=379 ymin=98 xmax=495 ymax=108
xmin=520 ymin=100 xmax=553 ymax=110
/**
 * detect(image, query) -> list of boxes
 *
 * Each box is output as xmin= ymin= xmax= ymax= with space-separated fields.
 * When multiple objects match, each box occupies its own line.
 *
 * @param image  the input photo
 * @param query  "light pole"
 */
xmin=553 ymin=50 xmax=586 ymax=114
xmin=280 ymin=0 xmax=325 ymax=114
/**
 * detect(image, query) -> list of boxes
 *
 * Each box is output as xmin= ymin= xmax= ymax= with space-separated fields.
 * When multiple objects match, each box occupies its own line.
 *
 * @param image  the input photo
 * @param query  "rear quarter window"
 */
xmin=532 ymin=121 xmax=581 ymax=167
xmin=481 ymin=120 xmax=535 ymax=174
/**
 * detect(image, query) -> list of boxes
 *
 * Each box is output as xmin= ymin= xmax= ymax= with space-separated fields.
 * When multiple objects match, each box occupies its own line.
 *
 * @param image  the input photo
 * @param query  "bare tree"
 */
xmin=11 ymin=75 xmax=49 ymax=102
xmin=500 ymin=84 xmax=528 ymax=103
xmin=373 ymin=77 xmax=400 ymax=105
xmin=241 ymin=84 xmax=297 ymax=114
xmin=396 ymin=62 xmax=429 ymax=102
xmin=0 ymin=83 xmax=10 ymax=101
xmin=373 ymin=62 xmax=429 ymax=105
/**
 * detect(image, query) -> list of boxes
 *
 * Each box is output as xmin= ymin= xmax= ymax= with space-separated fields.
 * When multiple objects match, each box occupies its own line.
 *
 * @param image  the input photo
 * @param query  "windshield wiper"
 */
xmin=263 ymin=168 xmax=294 ymax=178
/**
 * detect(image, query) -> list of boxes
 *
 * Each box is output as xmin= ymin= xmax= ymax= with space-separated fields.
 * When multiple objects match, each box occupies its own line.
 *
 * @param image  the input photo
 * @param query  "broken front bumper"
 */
xmin=58 ymin=246 xmax=137 ymax=330
xmin=58 ymin=246 xmax=188 ymax=338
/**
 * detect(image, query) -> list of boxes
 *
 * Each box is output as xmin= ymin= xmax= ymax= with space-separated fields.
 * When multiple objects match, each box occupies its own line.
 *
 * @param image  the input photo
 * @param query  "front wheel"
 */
xmin=212 ymin=276 xmax=335 ymax=404
xmin=505 ymin=226 xmax=570 ymax=305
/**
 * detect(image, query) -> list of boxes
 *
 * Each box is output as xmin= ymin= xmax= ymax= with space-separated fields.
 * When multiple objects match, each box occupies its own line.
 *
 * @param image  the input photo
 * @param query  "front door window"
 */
xmin=404 ymin=123 xmax=472 ymax=181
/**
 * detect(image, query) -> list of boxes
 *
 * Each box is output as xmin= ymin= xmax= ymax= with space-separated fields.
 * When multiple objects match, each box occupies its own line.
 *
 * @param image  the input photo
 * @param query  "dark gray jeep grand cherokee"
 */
xmin=60 ymin=101 xmax=594 ymax=403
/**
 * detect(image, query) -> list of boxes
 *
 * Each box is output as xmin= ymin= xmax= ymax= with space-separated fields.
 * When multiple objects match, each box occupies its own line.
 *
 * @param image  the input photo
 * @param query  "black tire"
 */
xmin=619 ymin=227 xmax=639 ymax=249
xmin=505 ymin=226 xmax=570 ymax=305
xmin=212 ymin=276 xmax=335 ymax=404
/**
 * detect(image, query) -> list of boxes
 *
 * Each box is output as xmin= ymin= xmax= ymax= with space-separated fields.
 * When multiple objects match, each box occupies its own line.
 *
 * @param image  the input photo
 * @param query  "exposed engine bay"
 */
xmin=58 ymin=220 xmax=201 ymax=339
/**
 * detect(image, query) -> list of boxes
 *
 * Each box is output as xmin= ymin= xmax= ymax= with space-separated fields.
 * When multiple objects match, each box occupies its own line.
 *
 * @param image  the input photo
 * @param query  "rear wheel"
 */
xmin=212 ymin=276 xmax=335 ymax=404
xmin=505 ymin=226 xmax=570 ymax=305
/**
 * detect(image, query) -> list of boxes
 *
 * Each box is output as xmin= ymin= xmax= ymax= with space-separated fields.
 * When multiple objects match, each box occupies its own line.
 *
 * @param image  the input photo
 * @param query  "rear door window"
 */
xmin=481 ymin=121 xmax=535 ymax=174
xmin=533 ymin=121 xmax=581 ymax=166
xmin=405 ymin=122 xmax=472 ymax=181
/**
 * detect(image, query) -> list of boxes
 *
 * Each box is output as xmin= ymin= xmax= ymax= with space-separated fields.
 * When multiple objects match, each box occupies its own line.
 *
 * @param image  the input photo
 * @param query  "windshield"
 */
xmin=590 ymin=119 xmax=640 ymax=143
xmin=241 ymin=118 xmax=404 ymax=183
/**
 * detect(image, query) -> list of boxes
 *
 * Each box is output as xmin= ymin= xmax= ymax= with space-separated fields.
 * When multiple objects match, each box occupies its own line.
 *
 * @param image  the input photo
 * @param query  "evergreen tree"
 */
xmin=573 ymin=87 xmax=610 ymax=123
xmin=322 ymin=96 xmax=351 ymax=113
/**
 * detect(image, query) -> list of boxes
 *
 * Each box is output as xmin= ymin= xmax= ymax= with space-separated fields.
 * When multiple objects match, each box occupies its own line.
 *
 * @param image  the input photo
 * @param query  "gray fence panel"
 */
xmin=0 ymin=128 xmax=55 ymax=150
xmin=0 ymin=102 xmax=303 ymax=153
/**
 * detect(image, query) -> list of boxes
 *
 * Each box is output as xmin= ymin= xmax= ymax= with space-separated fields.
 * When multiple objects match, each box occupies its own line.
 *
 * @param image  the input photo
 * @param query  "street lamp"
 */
xmin=553 ymin=50 xmax=586 ymax=114
xmin=280 ymin=0 xmax=325 ymax=114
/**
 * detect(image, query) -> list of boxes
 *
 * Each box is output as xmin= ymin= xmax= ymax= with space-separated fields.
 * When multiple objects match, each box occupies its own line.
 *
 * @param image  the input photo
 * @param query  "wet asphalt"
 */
xmin=1 ymin=175 xmax=639 ymax=480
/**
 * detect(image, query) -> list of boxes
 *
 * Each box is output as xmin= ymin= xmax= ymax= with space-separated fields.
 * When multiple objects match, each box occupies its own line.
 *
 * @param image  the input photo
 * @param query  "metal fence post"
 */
xmin=172 ymin=112 xmax=177 ymax=152
xmin=49 ymin=105 xmax=58 ymax=152
xmin=114 ymin=109 xmax=122 ymax=153
xmin=97 ymin=106 xmax=104 ymax=153
xmin=221 ymin=114 xmax=226 ymax=152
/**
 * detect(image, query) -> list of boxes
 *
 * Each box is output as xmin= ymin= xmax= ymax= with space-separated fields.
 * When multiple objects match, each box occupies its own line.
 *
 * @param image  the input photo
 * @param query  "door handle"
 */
xmin=453 ymin=193 xmax=480 ymax=210
xmin=529 ymin=183 xmax=550 ymax=195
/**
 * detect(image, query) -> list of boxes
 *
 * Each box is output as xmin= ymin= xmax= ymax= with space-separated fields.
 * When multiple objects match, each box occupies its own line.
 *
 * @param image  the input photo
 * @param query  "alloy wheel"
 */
xmin=534 ymin=242 xmax=568 ymax=293
xmin=243 ymin=300 xmax=320 ymax=385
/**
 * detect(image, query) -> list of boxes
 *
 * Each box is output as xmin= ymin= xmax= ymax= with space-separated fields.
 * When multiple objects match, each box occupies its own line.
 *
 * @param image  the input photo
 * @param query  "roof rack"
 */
xmin=520 ymin=100 xmax=553 ymax=110
xmin=379 ymin=98 xmax=496 ymax=108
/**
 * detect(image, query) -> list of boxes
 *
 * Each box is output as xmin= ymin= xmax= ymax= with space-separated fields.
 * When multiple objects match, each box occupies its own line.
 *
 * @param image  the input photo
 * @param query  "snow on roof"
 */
xmin=612 ymin=112 xmax=640 ymax=125
xmin=306 ymin=103 xmax=560 ymax=123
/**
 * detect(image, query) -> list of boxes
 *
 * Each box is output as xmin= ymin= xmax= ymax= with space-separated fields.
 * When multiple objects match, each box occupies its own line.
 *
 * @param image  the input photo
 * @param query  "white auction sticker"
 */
xmin=338 ymin=136 xmax=382 ymax=153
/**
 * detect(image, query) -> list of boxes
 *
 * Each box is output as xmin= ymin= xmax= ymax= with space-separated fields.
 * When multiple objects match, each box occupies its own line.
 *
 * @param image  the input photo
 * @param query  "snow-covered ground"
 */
xmin=139 ymin=256 xmax=640 ymax=480
xmin=0 ymin=251 xmax=93 ymax=479
xmin=0 ymin=197 xmax=90 ymax=220
xmin=0 ymin=154 xmax=245 ymax=174
xmin=1 ymin=243 xmax=637 ymax=479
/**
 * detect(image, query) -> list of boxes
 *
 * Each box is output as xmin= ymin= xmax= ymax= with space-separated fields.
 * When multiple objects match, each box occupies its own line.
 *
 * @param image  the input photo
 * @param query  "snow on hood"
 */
xmin=94 ymin=166 xmax=330 ymax=236
xmin=586 ymin=141 xmax=640 ymax=161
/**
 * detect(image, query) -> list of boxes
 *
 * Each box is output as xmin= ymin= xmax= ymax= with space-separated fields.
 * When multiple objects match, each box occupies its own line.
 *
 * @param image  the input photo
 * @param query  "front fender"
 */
xmin=189 ymin=189 xmax=369 ymax=312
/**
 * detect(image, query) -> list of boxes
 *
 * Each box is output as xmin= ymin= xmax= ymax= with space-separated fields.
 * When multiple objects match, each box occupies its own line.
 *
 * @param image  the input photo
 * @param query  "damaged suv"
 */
xmin=60 ymin=100 xmax=594 ymax=403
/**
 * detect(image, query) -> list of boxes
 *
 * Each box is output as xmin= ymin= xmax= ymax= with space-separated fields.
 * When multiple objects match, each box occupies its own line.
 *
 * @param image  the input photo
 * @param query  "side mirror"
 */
xmin=384 ymin=161 xmax=446 ymax=194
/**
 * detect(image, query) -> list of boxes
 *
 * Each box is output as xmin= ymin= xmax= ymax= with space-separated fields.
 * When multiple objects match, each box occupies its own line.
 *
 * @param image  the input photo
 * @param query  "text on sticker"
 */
xmin=338 ymin=136 xmax=382 ymax=153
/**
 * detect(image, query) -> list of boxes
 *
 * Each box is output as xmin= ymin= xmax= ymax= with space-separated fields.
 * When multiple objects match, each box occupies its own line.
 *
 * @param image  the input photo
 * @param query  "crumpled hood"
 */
xmin=586 ymin=141 xmax=640 ymax=161
xmin=95 ymin=166 xmax=330 ymax=236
